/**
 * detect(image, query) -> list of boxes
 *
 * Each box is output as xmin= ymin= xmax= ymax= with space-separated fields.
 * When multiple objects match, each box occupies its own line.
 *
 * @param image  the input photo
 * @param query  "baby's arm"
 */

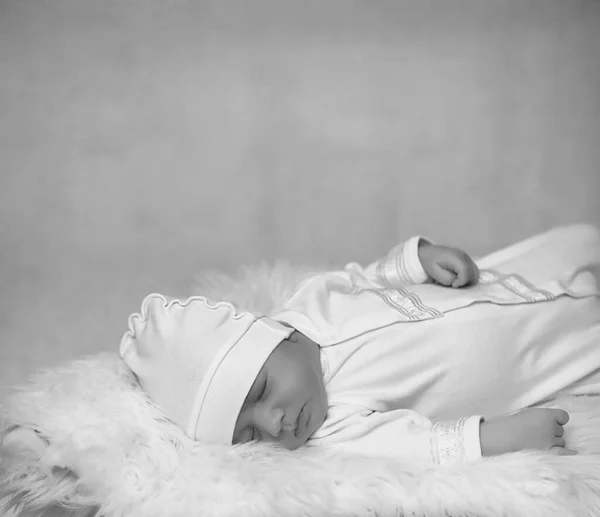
xmin=345 ymin=236 xmax=432 ymax=289
xmin=309 ymin=404 xmax=484 ymax=464
xmin=309 ymin=405 xmax=575 ymax=464
xmin=346 ymin=236 xmax=479 ymax=289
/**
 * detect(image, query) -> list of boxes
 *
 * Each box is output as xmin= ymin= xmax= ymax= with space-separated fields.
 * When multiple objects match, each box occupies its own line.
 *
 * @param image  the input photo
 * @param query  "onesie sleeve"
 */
xmin=308 ymin=404 xmax=484 ymax=465
xmin=344 ymin=236 xmax=432 ymax=288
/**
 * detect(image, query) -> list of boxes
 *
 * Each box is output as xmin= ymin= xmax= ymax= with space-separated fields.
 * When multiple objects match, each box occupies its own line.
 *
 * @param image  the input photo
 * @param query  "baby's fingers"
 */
xmin=553 ymin=409 xmax=570 ymax=425
xmin=449 ymin=252 xmax=477 ymax=288
xmin=430 ymin=263 xmax=457 ymax=286
xmin=451 ymin=263 xmax=470 ymax=288
xmin=468 ymin=261 xmax=480 ymax=285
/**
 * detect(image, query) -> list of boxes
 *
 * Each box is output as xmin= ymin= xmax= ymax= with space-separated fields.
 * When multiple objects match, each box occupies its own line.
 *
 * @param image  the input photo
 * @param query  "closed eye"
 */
xmin=242 ymin=375 xmax=268 ymax=443
xmin=257 ymin=376 xmax=268 ymax=401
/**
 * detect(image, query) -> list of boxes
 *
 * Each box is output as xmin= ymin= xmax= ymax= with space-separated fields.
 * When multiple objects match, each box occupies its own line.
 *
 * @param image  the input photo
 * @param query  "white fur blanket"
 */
xmin=1 ymin=263 xmax=600 ymax=517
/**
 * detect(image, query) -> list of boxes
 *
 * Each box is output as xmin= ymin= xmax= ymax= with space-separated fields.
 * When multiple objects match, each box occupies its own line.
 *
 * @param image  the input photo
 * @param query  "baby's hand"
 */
xmin=418 ymin=243 xmax=479 ymax=288
xmin=479 ymin=408 xmax=577 ymax=457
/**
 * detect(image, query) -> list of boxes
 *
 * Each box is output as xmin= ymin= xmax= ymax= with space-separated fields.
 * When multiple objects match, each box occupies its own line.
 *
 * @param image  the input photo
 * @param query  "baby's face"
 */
xmin=233 ymin=331 xmax=327 ymax=450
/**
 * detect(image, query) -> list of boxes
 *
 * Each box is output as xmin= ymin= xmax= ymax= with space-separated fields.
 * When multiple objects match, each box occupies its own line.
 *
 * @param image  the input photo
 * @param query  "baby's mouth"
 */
xmin=282 ymin=417 xmax=297 ymax=436
xmin=294 ymin=404 xmax=308 ymax=437
xmin=282 ymin=407 xmax=304 ymax=437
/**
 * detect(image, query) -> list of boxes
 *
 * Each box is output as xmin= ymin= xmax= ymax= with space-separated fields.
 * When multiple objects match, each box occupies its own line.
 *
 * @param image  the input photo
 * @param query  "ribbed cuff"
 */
xmin=402 ymin=236 xmax=432 ymax=285
xmin=430 ymin=415 xmax=484 ymax=465
xmin=462 ymin=415 xmax=484 ymax=461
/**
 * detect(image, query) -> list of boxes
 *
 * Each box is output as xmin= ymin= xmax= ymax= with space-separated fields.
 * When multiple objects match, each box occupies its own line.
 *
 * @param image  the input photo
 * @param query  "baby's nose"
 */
xmin=260 ymin=407 xmax=285 ymax=438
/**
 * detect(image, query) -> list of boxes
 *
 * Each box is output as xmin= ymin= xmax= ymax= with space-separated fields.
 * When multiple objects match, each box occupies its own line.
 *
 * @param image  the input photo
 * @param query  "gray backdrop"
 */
xmin=1 ymin=0 xmax=599 ymax=401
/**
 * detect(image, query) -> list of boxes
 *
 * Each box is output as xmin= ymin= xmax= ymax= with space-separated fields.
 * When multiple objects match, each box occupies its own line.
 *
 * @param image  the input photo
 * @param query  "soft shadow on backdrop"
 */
xmin=1 ymin=0 xmax=599 ymax=400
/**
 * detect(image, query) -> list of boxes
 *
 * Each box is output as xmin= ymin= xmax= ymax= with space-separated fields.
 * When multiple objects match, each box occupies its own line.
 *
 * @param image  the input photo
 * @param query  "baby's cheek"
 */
xmin=231 ymin=411 xmax=249 ymax=445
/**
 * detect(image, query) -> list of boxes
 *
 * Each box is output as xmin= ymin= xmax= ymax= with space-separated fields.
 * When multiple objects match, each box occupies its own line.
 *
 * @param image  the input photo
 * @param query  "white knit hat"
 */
xmin=119 ymin=293 xmax=293 ymax=445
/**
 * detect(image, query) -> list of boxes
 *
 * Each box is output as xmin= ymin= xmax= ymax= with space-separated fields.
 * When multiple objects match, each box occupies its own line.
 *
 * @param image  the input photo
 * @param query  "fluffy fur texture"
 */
xmin=1 ymin=262 xmax=600 ymax=517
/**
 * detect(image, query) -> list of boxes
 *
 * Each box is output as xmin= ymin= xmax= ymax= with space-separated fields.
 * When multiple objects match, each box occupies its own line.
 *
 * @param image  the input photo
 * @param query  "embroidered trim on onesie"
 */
xmin=430 ymin=418 xmax=468 ymax=465
xmin=371 ymin=288 xmax=442 ymax=320
xmin=479 ymin=270 xmax=555 ymax=303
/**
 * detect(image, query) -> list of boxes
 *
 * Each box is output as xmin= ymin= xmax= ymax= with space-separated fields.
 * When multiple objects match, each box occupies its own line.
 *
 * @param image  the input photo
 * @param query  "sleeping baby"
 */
xmin=119 ymin=224 xmax=600 ymax=464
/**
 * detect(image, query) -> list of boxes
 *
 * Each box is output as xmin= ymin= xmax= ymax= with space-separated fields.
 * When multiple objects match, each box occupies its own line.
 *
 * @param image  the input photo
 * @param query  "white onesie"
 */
xmin=271 ymin=224 xmax=600 ymax=465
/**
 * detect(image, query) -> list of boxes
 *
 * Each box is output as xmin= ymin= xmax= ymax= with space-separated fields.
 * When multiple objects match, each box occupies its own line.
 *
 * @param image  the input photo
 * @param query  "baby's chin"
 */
xmin=282 ymin=438 xmax=306 ymax=451
xmin=279 ymin=426 xmax=312 ymax=450
xmin=281 ymin=429 xmax=315 ymax=450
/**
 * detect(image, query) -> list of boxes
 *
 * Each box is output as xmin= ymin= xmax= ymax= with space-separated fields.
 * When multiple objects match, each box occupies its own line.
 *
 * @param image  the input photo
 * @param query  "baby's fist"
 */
xmin=418 ymin=243 xmax=479 ymax=288
xmin=480 ymin=408 xmax=577 ymax=457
